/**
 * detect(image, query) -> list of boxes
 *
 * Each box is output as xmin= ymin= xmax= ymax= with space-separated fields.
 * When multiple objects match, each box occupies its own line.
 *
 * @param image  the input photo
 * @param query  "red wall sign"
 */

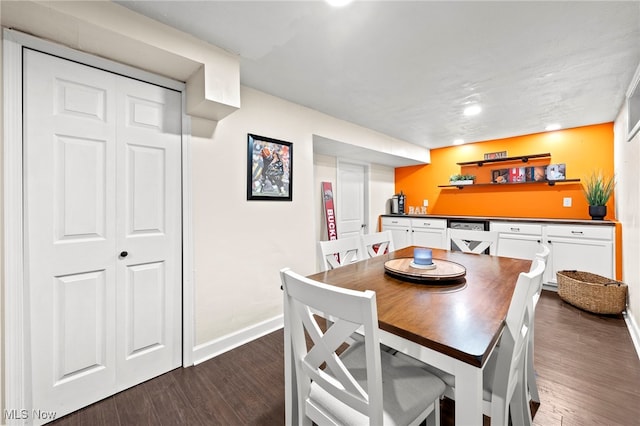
xmin=322 ymin=182 xmax=338 ymax=242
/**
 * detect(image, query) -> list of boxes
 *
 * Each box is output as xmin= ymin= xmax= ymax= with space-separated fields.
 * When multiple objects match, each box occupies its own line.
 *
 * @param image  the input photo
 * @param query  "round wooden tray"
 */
xmin=384 ymin=257 xmax=466 ymax=282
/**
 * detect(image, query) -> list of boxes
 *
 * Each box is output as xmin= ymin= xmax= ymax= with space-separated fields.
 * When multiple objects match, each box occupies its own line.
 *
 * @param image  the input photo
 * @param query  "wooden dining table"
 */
xmin=288 ymin=246 xmax=532 ymax=426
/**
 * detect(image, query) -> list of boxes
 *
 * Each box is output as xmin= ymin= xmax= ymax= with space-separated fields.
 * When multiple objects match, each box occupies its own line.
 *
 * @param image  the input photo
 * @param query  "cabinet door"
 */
xmin=496 ymin=234 xmax=542 ymax=260
xmin=385 ymin=226 xmax=410 ymax=249
xmin=412 ymin=228 xmax=447 ymax=249
xmin=546 ymin=237 xmax=614 ymax=284
xmin=491 ymin=221 xmax=544 ymax=259
xmin=382 ymin=217 xmax=411 ymax=249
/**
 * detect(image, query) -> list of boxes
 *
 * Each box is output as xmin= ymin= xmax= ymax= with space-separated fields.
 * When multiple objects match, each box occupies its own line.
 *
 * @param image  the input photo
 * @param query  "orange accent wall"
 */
xmin=395 ymin=122 xmax=621 ymax=279
xmin=396 ymin=123 xmax=615 ymax=220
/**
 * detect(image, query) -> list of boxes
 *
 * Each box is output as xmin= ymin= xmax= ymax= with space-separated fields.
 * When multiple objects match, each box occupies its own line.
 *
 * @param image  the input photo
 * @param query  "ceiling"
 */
xmin=116 ymin=1 xmax=640 ymax=150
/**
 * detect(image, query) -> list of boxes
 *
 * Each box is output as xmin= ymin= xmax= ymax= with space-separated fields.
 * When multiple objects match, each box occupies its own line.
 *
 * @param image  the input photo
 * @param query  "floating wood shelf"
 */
xmin=457 ymin=153 xmax=551 ymax=167
xmin=438 ymin=178 xmax=581 ymax=189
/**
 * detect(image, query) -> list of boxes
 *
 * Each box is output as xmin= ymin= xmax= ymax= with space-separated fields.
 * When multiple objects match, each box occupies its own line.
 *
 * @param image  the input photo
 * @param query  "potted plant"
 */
xmin=583 ymin=171 xmax=615 ymax=220
xmin=449 ymin=174 xmax=476 ymax=185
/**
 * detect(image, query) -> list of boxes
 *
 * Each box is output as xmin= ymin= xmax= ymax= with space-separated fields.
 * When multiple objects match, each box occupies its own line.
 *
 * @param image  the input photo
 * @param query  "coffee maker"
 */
xmin=390 ymin=191 xmax=406 ymax=215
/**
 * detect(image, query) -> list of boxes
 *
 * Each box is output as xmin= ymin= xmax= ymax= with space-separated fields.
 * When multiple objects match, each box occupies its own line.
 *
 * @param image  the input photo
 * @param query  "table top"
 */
xmin=307 ymin=246 xmax=532 ymax=367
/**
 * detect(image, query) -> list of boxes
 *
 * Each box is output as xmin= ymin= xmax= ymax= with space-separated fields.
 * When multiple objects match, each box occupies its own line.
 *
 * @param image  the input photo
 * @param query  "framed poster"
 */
xmin=247 ymin=133 xmax=293 ymax=201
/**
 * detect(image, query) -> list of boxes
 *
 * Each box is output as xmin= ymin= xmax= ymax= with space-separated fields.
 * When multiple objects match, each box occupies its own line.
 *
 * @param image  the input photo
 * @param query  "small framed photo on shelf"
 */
xmin=509 ymin=167 xmax=526 ymax=183
xmin=546 ymin=163 xmax=566 ymax=181
xmin=525 ymin=166 xmax=548 ymax=182
xmin=492 ymin=168 xmax=509 ymax=183
xmin=247 ymin=134 xmax=293 ymax=201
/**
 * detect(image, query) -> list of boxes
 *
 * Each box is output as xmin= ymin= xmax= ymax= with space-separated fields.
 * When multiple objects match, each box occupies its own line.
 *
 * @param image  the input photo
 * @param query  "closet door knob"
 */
xmin=120 ymin=251 xmax=128 ymax=258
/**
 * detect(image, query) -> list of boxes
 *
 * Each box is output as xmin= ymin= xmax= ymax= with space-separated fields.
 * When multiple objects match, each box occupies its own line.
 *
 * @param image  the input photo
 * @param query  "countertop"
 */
xmin=381 ymin=214 xmax=617 ymax=226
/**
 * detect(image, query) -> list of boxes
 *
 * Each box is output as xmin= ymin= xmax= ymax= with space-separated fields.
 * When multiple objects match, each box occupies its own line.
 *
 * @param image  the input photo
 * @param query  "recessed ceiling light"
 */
xmin=545 ymin=123 xmax=561 ymax=131
xmin=463 ymin=105 xmax=482 ymax=116
xmin=453 ymin=139 xmax=465 ymax=145
xmin=325 ymin=0 xmax=353 ymax=7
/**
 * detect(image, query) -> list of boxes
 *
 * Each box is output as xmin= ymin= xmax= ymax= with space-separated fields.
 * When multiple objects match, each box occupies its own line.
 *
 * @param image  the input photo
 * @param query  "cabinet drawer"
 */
xmin=544 ymin=224 xmax=613 ymax=240
xmin=382 ymin=217 xmax=410 ymax=227
xmin=491 ymin=222 xmax=542 ymax=235
xmin=410 ymin=218 xmax=447 ymax=229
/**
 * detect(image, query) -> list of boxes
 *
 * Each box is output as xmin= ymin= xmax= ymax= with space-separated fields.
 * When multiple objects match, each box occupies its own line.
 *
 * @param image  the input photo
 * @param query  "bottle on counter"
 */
xmin=398 ymin=191 xmax=405 ymax=214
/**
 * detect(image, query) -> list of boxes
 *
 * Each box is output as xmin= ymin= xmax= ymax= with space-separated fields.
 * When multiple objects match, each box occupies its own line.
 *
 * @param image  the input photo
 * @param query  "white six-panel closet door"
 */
xmin=24 ymin=48 xmax=182 ymax=423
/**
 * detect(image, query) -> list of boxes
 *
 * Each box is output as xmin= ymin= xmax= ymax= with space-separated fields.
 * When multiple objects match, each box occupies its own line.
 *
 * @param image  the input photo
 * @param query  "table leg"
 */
xmin=454 ymin=361 xmax=484 ymax=426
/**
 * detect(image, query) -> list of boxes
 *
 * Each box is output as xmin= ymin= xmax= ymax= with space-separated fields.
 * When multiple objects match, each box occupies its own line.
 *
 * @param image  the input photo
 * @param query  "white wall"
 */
xmin=312 ymin=154 xmax=395 ymax=270
xmin=191 ymin=86 xmax=399 ymax=345
xmin=369 ymin=163 xmax=396 ymax=230
xmin=614 ymin=95 xmax=640 ymax=343
xmin=0 ymin=2 xmax=418 ymax=407
xmin=0 ymin=19 xmax=5 ymax=414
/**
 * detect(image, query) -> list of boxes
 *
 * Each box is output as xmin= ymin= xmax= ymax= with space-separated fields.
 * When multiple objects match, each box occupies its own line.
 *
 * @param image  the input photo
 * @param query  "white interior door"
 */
xmin=337 ymin=162 xmax=367 ymax=238
xmin=24 ymin=49 xmax=182 ymax=422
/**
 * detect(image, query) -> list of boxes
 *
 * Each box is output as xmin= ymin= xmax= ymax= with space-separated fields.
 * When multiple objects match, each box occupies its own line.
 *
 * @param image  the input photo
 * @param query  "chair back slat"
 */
xmin=361 ymin=231 xmax=395 ymax=258
xmin=319 ymin=236 xmax=365 ymax=271
xmin=448 ymin=228 xmax=498 ymax=254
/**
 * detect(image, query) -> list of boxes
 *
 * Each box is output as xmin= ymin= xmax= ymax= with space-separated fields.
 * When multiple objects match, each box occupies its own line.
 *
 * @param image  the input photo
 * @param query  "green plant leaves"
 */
xmin=583 ymin=171 xmax=615 ymax=206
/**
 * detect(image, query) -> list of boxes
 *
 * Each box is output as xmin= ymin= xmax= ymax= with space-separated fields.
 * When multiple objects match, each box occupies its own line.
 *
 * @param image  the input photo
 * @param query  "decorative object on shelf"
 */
xmin=484 ymin=151 xmax=507 ymax=160
xmin=546 ymin=163 xmax=566 ymax=181
xmin=442 ymin=152 xmax=580 ymax=189
xmin=247 ymin=133 xmax=293 ymax=201
xmin=449 ymin=174 xmax=475 ymax=185
xmin=509 ymin=167 xmax=526 ymax=182
xmin=439 ymin=179 xmax=581 ymax=189
xmin=525 ymin=166 xmax=547 ymax=182
xmin=492 ymin=169 xmax=509 ymax=183
xmin=583 ymin=171 xmax=615 ymax=220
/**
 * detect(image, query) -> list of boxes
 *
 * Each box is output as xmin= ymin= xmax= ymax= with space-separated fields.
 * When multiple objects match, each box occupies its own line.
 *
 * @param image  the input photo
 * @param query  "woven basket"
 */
xmin=557 ymin=270 xmax=627 ymax=315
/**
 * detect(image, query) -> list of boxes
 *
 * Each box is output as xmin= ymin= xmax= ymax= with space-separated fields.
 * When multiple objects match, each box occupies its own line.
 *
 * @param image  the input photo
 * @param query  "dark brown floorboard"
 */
xmin=50 ymin=290 xmax=640 ymax=425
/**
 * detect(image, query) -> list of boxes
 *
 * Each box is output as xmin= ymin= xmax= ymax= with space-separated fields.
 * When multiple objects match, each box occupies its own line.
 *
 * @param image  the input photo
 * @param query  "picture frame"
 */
xmin=247 ymin=133 xmax=293 ymax=201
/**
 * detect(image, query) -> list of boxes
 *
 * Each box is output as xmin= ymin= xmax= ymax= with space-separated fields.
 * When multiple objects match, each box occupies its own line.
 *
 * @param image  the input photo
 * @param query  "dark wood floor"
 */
xmin=50 ymin=291 xmax=640 ymax=426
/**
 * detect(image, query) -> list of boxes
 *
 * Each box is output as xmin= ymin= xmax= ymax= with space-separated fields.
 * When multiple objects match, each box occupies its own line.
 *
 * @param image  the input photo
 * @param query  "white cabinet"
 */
xmin=381 ymin=217 xmax=447 ymax=249
xmin=410 ymin=218 xmax=448 ymax=249
xmin=491 ymin=221 xmax=615 ymax=288
xmin=491 ymin=221 xmax=543 ymax=260
xmin=381 ymin=217 xmax=411 ymax=249
xmin=386 ymin=218 xmax=616 ymax=289
xmin=543 ymin=224 xmax=614 ymax=286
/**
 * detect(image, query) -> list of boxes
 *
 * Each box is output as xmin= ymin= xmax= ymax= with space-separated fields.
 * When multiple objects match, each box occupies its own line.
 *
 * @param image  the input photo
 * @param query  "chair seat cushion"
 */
xmin=309 ymin=342 xmax=446 ymax=426
xmin=395 ymin=350 xmax=498 ymax=402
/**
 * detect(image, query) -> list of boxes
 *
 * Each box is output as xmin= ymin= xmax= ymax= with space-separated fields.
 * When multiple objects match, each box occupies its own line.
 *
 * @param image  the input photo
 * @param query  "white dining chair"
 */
xmin=318 ymin=236 xmax=365 ymax=271
xmin=410 ymin=258 xmax=545 ymax=426
xmin=280 ymin=268 xmax=446 ymax=426
xmin=448 ymin=228 xmax=498 ymax=254
xmin=361 ymin=230 xmax=395 ymax=258
xmin=526 ymin=244 xmax=550 ymax=404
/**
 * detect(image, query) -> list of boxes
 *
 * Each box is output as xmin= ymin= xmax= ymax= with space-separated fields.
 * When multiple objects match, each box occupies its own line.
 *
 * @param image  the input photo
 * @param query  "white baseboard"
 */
xmin=191 ymin=315 xmax=284 ymax=365
xmin=623 ymin=307 xmax=640 ymax=360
